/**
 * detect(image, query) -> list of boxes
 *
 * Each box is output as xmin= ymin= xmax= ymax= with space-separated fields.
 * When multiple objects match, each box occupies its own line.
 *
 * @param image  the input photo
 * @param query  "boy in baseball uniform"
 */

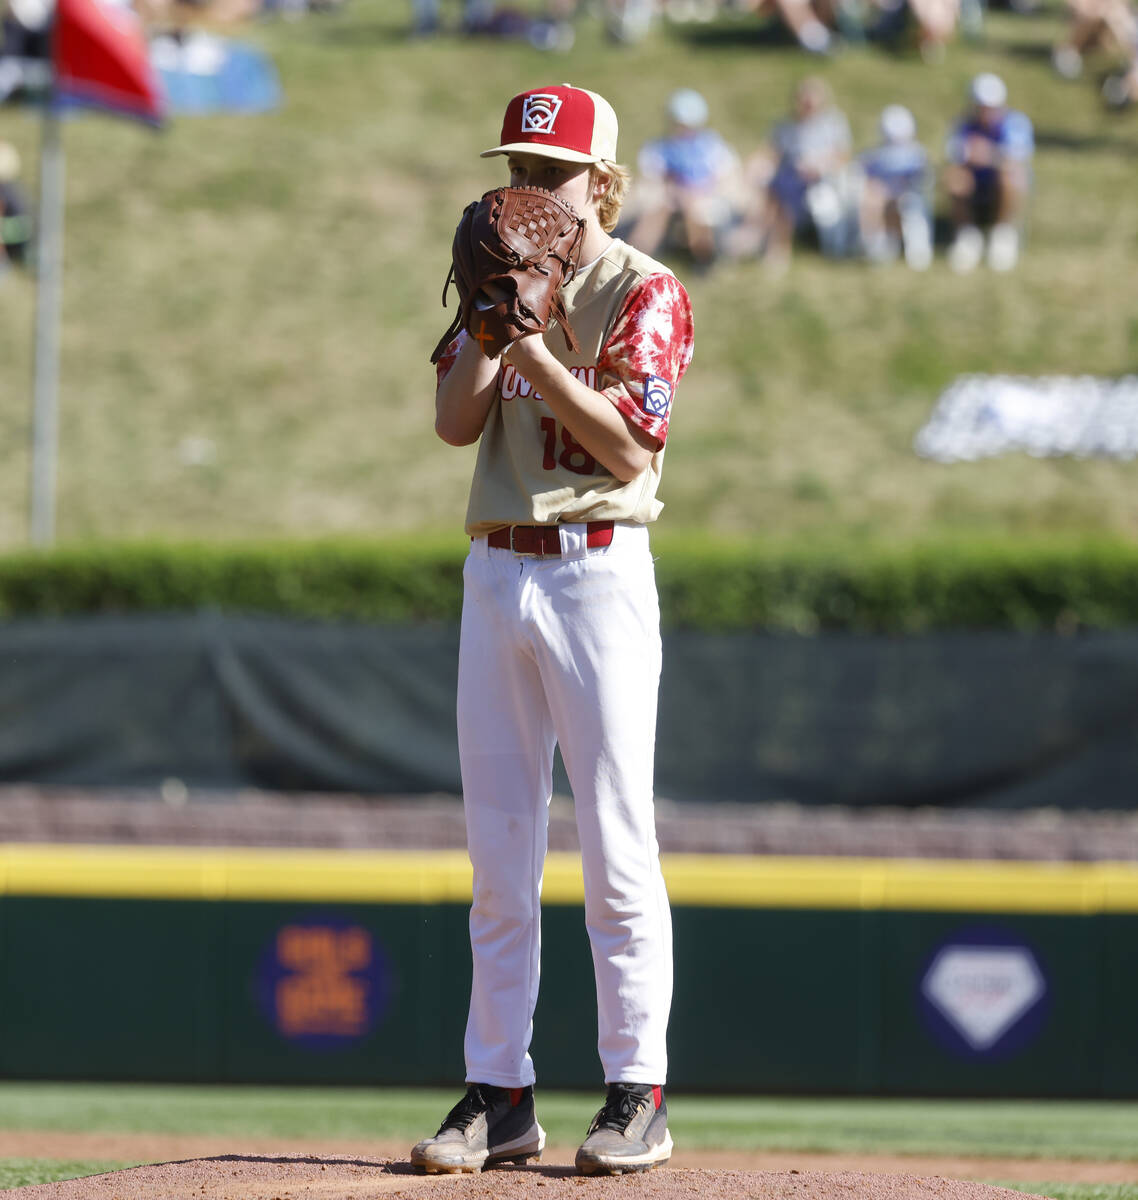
xmin=411 ymin=83 xmax=694 ymax=1178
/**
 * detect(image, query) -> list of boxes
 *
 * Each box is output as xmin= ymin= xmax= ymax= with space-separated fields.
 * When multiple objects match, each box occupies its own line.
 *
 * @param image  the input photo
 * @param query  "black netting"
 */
xmin=0 ymin=614 xmax=1135 ymax=808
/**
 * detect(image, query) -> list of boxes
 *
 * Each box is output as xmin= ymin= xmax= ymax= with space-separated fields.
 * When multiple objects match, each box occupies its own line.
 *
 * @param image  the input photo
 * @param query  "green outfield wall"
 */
xmin=1 ymin=845 xmax=1137 ymax=1096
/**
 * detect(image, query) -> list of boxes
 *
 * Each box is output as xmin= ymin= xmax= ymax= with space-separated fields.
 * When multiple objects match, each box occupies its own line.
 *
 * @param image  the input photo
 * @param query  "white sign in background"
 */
xmin=914 ymin=375 xmax=1138 ymax=463
xmin=921 ymin=944 xmax=1046 ymax=1051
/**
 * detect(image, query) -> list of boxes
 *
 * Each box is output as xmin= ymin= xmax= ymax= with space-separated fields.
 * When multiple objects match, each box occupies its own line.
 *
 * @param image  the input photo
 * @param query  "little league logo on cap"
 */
xmin=482 ymin=84 xmax=619 ymax=165
xmin=521 ymin=93 xmax=563 ymax=135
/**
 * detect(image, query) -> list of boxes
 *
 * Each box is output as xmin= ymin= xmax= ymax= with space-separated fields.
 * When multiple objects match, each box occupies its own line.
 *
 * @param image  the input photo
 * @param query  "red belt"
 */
xmin=487 ymin=521 xmax=615 ymax=557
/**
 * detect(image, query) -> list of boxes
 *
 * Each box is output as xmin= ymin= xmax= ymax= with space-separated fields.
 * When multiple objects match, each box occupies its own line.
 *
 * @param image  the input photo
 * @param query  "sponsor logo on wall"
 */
xmin=257 ymin=915 xmax=389 ymax=1050
xmin=919 ymin=926 xmax=1049 ymax=1059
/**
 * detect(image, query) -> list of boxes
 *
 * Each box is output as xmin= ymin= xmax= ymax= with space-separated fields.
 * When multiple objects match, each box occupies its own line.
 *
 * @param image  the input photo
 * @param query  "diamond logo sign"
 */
xmin=921 ymin=943 xmax=1046 ymax=1052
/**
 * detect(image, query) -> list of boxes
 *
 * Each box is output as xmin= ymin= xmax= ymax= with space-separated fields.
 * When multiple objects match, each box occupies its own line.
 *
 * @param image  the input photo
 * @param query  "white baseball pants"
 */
xmin=457 ymin=522 xmax=673 ymax=1089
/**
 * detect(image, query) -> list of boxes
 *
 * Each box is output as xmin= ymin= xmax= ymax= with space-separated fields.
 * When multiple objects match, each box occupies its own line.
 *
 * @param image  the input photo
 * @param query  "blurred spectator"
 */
xmin=736 ymin=0 xmax=837 ymax=53
xmin=410 ymin=0 xmax=489 ymax=35
xmin=943 ymin=72 xmax=1034 ymax=273
xmin=1101 ymin=53 xmax=1138 ymax=107
xmin=0 ymin=140 xmax=31 ymax=278
xmin=625 ymin=87 xmax=742 ymax=272
xmin=1 ymin=0 xmax=51 ymax=102
xmin=1051 ymin=0 xmax=1136 ymax=80
xmin=730 ymin=76 xmax=854 ymax=269
xmin=866 ymin=0 xmax=960 ymax=59
xmin=857 ymin=103 xmax=932 ymax=269
xmin=139 ymin=0 xmax=305 ymax=28
xmin=410 ymin=0 xmax=574 ymax=45
xmin=663 ymin=0 xmax=719 ymax=17
xmin=603 ymin=0 xmax=658 ymax=42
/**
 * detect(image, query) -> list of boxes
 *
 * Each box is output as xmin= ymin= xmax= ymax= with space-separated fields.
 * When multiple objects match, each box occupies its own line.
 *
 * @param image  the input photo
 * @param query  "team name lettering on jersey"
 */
xmin=459 ymin=243 xmax=694 ymax=536
xmin=500 ymin=363 xmax=597 ymax=402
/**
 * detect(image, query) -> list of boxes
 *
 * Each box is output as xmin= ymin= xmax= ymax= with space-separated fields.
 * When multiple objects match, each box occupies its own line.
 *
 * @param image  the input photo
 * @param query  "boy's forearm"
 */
xmin=506 ymin=340 xmax=654 ymax=483
xmin=435 ymin=339 xmax=501 ymax=446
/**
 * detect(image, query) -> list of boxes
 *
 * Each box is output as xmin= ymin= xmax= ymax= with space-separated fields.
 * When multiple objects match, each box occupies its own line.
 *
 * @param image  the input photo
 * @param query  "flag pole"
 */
xmin=29 ymin=85 xmax=64 ymax=546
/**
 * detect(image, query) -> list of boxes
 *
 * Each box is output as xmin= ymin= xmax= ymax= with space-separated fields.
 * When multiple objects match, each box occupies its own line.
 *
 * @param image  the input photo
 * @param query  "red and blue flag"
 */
xmin=52 ymin=0 xmax=164 ymax=125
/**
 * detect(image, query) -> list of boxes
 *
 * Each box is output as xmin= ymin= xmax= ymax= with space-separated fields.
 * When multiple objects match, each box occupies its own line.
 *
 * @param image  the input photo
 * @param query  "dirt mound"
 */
xmin=6 ymin=1154 xmax=1054 ymax=1200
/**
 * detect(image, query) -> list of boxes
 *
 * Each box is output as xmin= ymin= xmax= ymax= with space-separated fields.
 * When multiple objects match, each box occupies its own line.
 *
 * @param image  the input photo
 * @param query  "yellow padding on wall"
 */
xmin=1 ymin=843 xmax=1137 ymax=912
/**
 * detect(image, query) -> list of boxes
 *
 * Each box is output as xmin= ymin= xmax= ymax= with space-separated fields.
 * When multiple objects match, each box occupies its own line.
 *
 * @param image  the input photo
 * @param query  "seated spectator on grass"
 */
xmin=1051 ymin=0 xmax=1137 ymax=80
xmin=865 ymin=0 xmax=960 ymax=59
xmin=626 ymin=88 xmax=742 ymax=273
xmin=1 ymin=0 xmax=51 ymax=102
xmin=903 ymin=0 xmax=960 ymax=55
xmin=735 ymin=0 xmax=838 ymax=53
xmin=537 ymin=0 xmax=579 ymax=45
xmin=0 ymin=140 xmax=31 ymax=278
xmin=409 ymin=0 xmax=489 ymax=35
xmin=858 ymin=103 xmax=932 ymax=269
xmin=662 ymin=0 xmax=720 ymax=18
xmin=1101 ymin=51 xmax=1138 ymax=106
xmin=729 ymin=76 xmax=854 ymax=269
xmin=943 ymin=72 xmax=1033 ymax=273
xmin=602 ymin=0 xmax=659 ymax=42
xmin=411 ymin=0 xmax=575 ymax=45
xmin=140 ymin=0 xmax=283 ymax=29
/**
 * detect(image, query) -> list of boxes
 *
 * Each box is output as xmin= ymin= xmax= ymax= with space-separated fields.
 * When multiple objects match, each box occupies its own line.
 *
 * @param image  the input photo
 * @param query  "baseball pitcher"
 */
xmin=412 ymin=83 xmax=695 ymax=1178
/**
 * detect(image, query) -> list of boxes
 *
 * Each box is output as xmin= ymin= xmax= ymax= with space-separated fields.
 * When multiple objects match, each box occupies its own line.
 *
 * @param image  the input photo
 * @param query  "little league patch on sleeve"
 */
xmin=642 ymin=375 xmax=673 ymax=419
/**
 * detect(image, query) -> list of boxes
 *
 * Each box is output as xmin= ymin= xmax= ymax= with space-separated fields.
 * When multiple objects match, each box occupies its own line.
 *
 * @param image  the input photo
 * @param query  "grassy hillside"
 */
xmin=0 ymin=1 xmax=1135 ymax=548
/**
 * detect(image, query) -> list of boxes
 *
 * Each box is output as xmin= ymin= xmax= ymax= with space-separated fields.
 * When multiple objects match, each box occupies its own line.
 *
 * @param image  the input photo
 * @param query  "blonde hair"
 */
xmin=591 ymin=160 xmax=630 ymax=233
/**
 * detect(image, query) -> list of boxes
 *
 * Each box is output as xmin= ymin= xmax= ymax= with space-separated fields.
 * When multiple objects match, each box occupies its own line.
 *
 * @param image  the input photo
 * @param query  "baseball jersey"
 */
xmin=437 ymin=239 xmax=695 ymax=537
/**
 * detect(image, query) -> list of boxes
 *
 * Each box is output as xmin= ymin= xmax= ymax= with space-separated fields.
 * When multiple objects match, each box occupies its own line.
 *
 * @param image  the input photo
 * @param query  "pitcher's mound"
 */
xmin=7 ymin=1154 xmax=1053 ymax=1200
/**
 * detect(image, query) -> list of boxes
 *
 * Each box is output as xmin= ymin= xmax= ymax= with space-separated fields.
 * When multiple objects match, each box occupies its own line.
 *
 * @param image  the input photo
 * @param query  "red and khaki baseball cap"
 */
xmin=481 ymin=84 xmax=619 ymax=164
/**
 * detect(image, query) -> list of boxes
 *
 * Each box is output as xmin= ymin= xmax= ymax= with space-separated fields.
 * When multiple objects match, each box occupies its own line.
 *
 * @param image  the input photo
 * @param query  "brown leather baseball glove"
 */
xmin=430 ymin=186 xmax=587 ymax=364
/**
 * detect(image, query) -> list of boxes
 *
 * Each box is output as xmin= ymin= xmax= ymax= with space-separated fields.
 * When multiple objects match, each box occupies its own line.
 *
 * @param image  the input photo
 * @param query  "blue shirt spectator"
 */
xmin=627 ymin=88 xmax=741 ymax=271
xmin=944 ymin=74 xmax=1034 ymax=273
xmin=860 ymin=115 xmax=928 ymax=199
xmin=946 ymin=108 xmax=1034 ymax=184
xmin=858 ymin=104 xmax=931 ymax=270
xmin=638 ymin=126 xmax=737 ymax=191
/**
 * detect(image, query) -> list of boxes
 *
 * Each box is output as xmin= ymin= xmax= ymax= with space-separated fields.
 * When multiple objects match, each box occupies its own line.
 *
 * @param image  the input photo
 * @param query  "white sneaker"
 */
xmin=948 ymin=225 xmax=984 ymax=274
xmin=1102 ymin=73 xmax=1135 ymax=110
xmin=575 ymin=1084 xmax=672 ymax=1176
xmin=411 ymin=1084 xmax=545 ymax=1174
xmin=798 ymin=18 xmax=832 ymax=52
xmin=1052 ymin=45 xmax=1083 ymax=79
xmin=987 ymin=223 xmax=1020 ymax=272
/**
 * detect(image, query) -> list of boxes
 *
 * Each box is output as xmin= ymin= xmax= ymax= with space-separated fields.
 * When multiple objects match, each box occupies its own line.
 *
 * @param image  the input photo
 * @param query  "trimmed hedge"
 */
xmin=0 ymin=537 xmax=467 ymax=625
xmin=0 ymin=534 xmax=1137 ymax=632
xmin=650 ymin=533 xmax=1138 ymax=633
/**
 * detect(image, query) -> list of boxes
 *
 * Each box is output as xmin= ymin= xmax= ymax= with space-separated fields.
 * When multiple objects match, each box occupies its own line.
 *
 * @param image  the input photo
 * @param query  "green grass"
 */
xmin=0 ymin=1083 xmax=1135 ymax=1158
xmin=1 ymin=1 xmax=1137 ymax=548
xmin=1 ymin=1085 xmax=1135 ymax=1195
xmin=1000 ymin=1189 xmax=1138 ymax=1200
xmin=0 ymin=1160 xmax=126 ymax=1189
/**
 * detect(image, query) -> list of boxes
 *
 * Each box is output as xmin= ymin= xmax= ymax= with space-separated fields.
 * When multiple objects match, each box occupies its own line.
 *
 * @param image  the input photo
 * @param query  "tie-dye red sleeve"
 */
xmin=434 ymin=330 xmax=468 ymax=386
xmin=598 ymin=272 xmax=694 ymax=450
